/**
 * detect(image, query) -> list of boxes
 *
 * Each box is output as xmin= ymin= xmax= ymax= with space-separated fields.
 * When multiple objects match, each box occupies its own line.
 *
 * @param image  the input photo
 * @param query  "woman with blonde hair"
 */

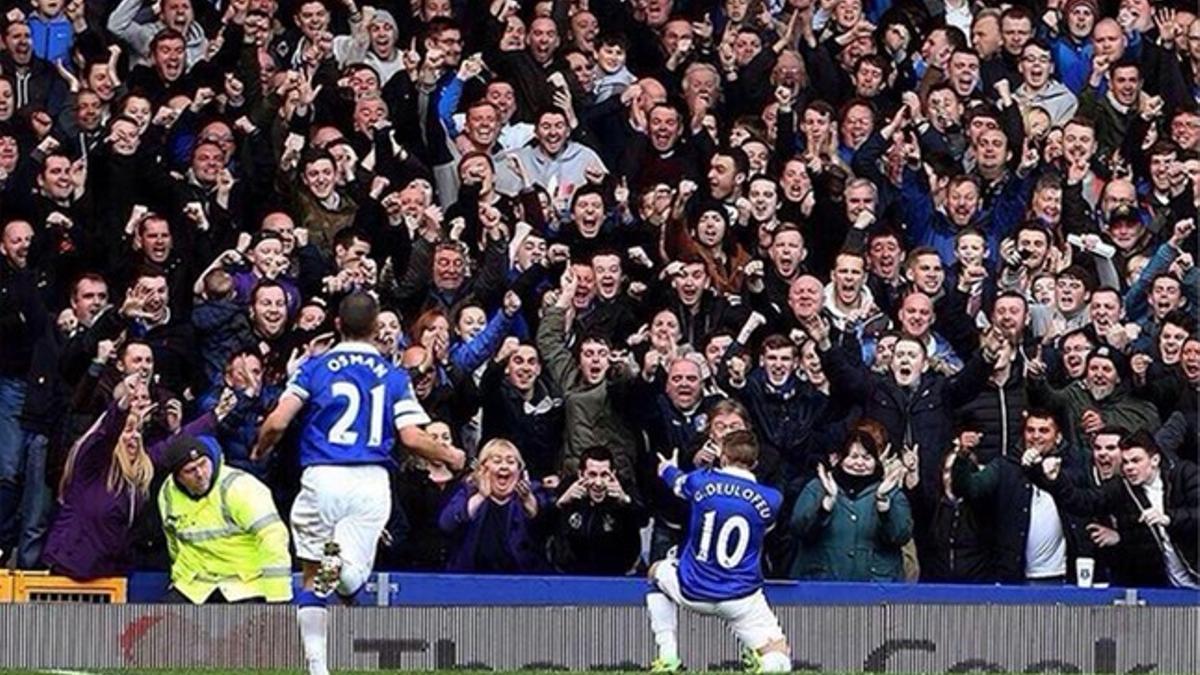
xmin=438 ymin=438 xmax=552 ymax=572
xmin=44 ymin=377 xmax=232 ymax=580
xmin=43 ymin=378 xmax=158 ymax=580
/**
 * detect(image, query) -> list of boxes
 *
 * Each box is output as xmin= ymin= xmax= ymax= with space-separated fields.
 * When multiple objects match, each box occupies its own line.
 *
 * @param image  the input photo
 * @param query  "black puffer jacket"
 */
xmin=954 ymin=365 xmax=1029 ymax=464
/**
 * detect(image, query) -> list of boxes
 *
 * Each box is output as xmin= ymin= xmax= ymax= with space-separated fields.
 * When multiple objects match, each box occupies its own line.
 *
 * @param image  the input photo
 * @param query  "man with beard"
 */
xmin=1028 ymin=345 xmax=1160 ymax=463
xmin=997 ymin=225 xmax=1057 ymax=296
xmin=1029 ymin=431 xmax=1199 ymax=588
xmin=480 ymin=341 xmax=565 ymax=480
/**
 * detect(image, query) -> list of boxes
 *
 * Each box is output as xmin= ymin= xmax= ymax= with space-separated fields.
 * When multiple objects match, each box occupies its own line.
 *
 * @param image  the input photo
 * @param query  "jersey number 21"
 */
xmin=329 ymin=382 xmax=386 ymax=447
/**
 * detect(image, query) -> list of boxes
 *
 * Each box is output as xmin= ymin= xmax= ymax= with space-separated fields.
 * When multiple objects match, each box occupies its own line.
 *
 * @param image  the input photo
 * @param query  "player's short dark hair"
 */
xmin=720 ymin=429 xmax=759 ymax=468
xmin=338 ymin=292 xmax=380 ymax=340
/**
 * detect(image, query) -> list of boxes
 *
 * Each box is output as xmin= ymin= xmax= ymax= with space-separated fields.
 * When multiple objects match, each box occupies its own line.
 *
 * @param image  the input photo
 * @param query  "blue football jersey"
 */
xmin=285 ymin=342 xmax=431 ymax=467
xmin=662 ymin=465 xmax=782 ymax=602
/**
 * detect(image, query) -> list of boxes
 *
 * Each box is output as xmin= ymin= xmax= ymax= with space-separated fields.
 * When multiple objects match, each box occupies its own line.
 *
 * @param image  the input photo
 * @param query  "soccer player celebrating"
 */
xmin=647 ymin=430 xmax=792 ymax=673
xmin=252 ymin=293 xmax=466 ymax=675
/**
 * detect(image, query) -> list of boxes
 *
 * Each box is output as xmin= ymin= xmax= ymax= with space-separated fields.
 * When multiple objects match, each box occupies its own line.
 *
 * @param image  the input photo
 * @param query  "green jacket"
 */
xmin=789 ymin=477 xmax=913 ymax=581
xmin=536 ymin=306 xmax=639 ymax=483
xmin=1028 ymin=378 xmax=1160 ymax=463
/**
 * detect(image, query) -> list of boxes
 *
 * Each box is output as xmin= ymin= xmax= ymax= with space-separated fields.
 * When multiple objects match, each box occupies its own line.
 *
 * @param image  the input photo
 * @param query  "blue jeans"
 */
xmin=0 ymin=378 xmax=47 ymax=567
xmin=14 ymin=432 xmax=51 ymax=568
xmin=0 ymin=376 xmax=27 ymax=551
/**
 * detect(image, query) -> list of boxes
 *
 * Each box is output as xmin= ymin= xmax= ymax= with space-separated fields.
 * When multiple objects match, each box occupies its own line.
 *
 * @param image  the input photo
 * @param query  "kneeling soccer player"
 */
xmin=646 ymin=429 xmax=792 ymax=673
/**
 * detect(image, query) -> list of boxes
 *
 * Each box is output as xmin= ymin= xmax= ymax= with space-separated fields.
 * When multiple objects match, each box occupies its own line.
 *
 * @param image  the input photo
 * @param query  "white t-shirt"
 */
xmin=1025 ymin=485 xmax=1068 ymax=579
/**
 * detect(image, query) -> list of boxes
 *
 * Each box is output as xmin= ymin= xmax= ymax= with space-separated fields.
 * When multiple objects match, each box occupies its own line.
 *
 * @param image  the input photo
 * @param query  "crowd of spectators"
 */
xmin=0 ymin=0 xmax=1197 ymax=589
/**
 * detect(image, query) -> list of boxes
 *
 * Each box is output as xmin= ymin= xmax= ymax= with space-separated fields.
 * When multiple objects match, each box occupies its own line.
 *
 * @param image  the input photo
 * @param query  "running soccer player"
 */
xmin=251 ymin=293 xmax=465 ymax=675
xmin=647 ymin=429 xmax=791 ymax=673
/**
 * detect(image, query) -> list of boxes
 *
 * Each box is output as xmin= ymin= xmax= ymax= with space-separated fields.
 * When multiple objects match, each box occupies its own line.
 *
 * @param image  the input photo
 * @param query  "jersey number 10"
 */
xmin=695 ymin=510 xmax=751 ymax=569
xmin=329 ymin=382 xmax=386 ymax=447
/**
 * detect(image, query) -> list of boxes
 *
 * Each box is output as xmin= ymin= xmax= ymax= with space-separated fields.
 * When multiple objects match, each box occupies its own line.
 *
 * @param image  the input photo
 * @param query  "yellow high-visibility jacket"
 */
xmin=159 ymin=462 xmax=293 ymax=603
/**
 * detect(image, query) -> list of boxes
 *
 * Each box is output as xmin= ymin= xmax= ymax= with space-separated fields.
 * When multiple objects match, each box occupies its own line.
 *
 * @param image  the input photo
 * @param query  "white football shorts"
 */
xmin=652 ymin=557 xmax=785 ymax=650
xmin=290 ymin=464 xmax=391 ymax=569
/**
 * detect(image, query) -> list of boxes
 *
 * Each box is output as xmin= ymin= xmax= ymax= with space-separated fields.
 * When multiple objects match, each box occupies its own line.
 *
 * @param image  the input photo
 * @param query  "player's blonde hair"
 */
xmin=720 ymin=429 xmax=760 ymax=469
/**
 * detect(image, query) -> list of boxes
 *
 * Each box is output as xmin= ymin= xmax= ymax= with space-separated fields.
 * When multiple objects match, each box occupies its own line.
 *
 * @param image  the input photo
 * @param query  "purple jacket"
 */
xmin=437 ymin=480 xmax=553 ymax=573
xmin=43 ymin=404 xmax=216 ymax=580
